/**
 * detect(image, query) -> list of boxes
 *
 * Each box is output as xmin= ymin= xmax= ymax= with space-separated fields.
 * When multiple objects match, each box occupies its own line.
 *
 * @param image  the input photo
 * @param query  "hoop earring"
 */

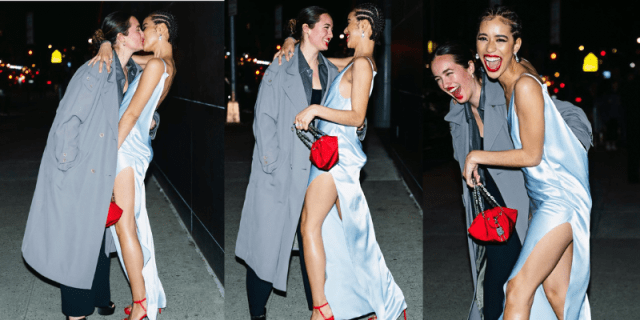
xmin=475 ymin=53 xmax=479 ymax=60
xmin=514 ymin=52 xmax=520 ymax=63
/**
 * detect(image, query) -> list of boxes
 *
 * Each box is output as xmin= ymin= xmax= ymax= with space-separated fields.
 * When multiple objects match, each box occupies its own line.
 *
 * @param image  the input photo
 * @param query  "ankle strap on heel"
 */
xmin=313 ymin=302 xmax=333 ymax=320
xmin=133 ymin=298 xmax=147 ymax=313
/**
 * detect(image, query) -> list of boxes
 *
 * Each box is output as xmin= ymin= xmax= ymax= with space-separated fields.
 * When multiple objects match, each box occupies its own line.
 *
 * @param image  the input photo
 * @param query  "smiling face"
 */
xmin=121 ymin=16 xmax=144 ymax=51
xmin=476 ymin=17 xmax=521 ymax=79
xmin=304 ymin=13 xmax=333 ymax=51
xmin=343 ymin=11 xmax=362 ymax=48
xmin=432 ymin=54 xmax=477 ymax=104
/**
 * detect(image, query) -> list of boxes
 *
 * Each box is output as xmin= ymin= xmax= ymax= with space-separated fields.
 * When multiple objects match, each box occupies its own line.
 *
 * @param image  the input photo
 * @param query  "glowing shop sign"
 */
xmin=51 ymin=50 xmax=62 ymax=63
xmin=583 ymin=53 xmax=598 ymax=72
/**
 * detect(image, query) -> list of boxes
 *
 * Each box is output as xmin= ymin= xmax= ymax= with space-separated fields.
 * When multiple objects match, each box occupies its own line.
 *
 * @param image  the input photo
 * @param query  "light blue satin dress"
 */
xmin=308 ymin=59 xmax=407 ymax=320
xmin=109 ymin=60 xmax=169 ymax=320
xmin=501 ymin=74 xmax=591 ymax=319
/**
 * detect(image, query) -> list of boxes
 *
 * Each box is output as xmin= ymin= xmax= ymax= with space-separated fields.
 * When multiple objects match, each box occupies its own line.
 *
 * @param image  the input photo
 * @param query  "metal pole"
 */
xmin=374 ymin=0 xmax=392 ymax=129
xmin=227 ymin=0 xmax=240 ymax=123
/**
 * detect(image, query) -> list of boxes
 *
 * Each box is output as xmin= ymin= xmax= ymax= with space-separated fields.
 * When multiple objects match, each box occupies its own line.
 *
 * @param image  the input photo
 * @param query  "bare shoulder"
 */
xmin=351 ymin=56 xmax=375 ymax=76
xmin=513 ymin=75 xmax=544 ymax=110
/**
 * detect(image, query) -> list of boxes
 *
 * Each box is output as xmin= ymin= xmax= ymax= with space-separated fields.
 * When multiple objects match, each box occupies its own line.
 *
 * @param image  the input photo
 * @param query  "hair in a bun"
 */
xmin=92 ymin=11 xmax=132 ymax=50
xmin=288 ymin=6 xmax=329 ymax=41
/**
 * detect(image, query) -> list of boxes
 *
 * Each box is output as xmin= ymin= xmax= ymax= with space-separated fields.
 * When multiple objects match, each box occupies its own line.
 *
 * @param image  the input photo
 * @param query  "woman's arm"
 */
xmin=326 ymin=57 xmax=353 ymax=72
xmin=463 ymin=76 xmax=545 ymax=186
xmin=117 ymin=58 xmax=165 ymax=149
xmin=132 ymin=55 xmax=153 ymax=69
xmin=295 ymin=57 xmax=373 ymax=129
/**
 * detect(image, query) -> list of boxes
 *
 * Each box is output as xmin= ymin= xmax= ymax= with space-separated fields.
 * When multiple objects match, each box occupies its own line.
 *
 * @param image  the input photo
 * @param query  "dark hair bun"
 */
xmin=92 ymin=29 xmax=106 ymax=48
xmin=288 ymin=6 xmax=329 ymax=41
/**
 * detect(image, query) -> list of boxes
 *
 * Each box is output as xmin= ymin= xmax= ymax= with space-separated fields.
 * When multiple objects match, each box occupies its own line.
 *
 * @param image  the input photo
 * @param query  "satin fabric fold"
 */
xmin=109 ymin=60 xmax=169 ymax=320
xmin=500 ymin=74 xmax=591 ymax=320
xmin=308 ymin=61 xmax=407 ymax=320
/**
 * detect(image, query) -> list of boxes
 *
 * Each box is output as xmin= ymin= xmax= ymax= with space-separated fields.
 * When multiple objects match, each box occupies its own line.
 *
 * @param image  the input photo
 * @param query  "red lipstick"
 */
xmin=483 ymin=54 xmax=502 ymax=72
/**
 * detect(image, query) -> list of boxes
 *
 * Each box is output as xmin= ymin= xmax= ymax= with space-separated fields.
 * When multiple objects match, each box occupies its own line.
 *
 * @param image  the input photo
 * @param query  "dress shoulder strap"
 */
xmin=520 ymin=73 xmax=543 ymax=86
xmin=363 ymin=56 xmax=375 ymax=72
xmin=159 ymin=58 xmax=167 ymax=73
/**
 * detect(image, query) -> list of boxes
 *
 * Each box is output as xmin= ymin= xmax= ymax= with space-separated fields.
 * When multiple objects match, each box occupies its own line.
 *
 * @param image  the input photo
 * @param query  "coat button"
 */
xmin=62 ymin=158 xmax=66 ymax=163
xmin=63 ymin=153 xmax=66 ymax=156
xmin=99 ymin=133 xmax=104 ymax=137
xmin=264 ymin=161 xmax=268 ymax=164
xmin=86 ymin=77 xmax=90 ymax=80
xmin=91 ymin=169 xmax=95 ymax=173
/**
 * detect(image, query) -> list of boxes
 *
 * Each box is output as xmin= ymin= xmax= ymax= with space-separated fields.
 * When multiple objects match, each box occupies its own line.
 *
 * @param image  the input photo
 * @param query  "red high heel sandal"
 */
xmin=313 ymin=302 xmax=334 ymax=320
xmin=122 ymin=298 xmax=147 ymax=320
xmin=125 ymin=305 xmax=161 ymax=316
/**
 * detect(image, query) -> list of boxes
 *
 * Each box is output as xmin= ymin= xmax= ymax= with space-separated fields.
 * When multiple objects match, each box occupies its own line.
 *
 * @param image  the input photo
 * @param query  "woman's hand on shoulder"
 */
xmin=274 ymin=37 xmax=297 ymax=65
xmin=88 ymin=41 xmax=113 ymax=73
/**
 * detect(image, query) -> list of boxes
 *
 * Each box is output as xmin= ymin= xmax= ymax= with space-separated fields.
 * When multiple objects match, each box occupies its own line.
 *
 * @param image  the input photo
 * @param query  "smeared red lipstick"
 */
xmin=446 ymin=86 xmax=463 ymax=100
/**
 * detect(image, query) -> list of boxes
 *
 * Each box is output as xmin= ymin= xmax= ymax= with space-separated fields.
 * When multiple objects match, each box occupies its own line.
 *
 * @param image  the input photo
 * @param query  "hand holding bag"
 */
xmin=106 ymin=193 xmax=123 ymax=228
xmin=295 ymin=124 xmax=339 ymax=170
xmin=468 ymin=179 xmax=518 ymax=242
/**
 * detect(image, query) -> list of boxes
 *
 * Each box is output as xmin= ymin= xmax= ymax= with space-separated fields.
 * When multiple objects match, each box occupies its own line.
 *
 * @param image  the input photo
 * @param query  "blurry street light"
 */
xmin=28 ymin=50 xmax=33 ymax=55
xmin=579 ymin=45 xmax=584 ymax=51
xmin=600 ymin=50 xmax=606 ymax=57
xmin=88 ymin=38 xmax=92 ymax=44
xmin=339 ymin=34 xmax=344 ymax=39
xmin=631 ymin=62 xmax=636 ymax=68
xmin=637 ymin=37 xmax=640 ymax=44
xmin=613 ymin=48 xmax=617 ymax=53
xmin=554 ymin=72 xmax=560 ymax=77
xmin=575 ymin=97 xmax=582 ymax=103
xmin=560 ymin=83 xmax=565 ymax=88
xmin=550 ymin=52 xmax=557 ymax=60
xmin=48 ymin=44 xmax=52 ymax=49
xmin=276 ymin=45 xmax=281 ymax=50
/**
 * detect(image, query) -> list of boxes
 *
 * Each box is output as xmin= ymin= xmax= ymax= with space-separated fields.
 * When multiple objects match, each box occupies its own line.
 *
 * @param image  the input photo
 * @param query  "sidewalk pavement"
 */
xmin=225 ymin=124 xmax=423 ymax=320
xmin=0 ymin=111 xmax=224 ymax=319
xmin=424 ymin=149 xmax=640 ymax=319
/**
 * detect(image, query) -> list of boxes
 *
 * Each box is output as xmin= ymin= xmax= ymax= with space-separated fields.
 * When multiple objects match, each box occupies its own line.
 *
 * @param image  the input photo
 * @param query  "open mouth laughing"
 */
xmin=484 ymin=54 xmax=502 ymax=72
xmin=446 ymin=86 xmax=463 ymax=100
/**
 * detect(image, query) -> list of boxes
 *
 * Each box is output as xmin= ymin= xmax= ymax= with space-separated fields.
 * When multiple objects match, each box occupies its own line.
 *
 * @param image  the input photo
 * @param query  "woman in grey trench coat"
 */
xmin=235 ymin=6 xmax=366 ymax=319
xmin=21 ymin=12 xmax=146 ymax=320
xmin=430 ymin=41 xmax=592 ymax=320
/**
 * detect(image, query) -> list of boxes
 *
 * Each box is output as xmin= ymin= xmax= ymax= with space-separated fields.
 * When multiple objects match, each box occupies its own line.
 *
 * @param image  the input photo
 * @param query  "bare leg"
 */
xmin=301 ymin=173 xmax=338 ymax=320
xmin=503 ymin=222 xmax=573 ymax=320
xmin=113 ymin=167 xmax=147 ymax=320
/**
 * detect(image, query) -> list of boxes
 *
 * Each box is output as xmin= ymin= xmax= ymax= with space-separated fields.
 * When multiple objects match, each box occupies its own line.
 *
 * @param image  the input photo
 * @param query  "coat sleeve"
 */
xmin=53 ymin=65 xmax=103 ymax=171
xmin=253 ymin=67 xmax=281 ymax=173
xmin=553 ymin=98 xmax=593 ymax=151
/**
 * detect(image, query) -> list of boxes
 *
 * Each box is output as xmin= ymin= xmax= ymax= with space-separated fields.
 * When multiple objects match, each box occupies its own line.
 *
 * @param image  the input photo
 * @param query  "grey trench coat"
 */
xmin=22 ymin=58 xmax=141 ymax=289
xmin=445 ymin=77 xmax=592 ymax=320
xmin=235 ymin=49 xmax=340 ymax=291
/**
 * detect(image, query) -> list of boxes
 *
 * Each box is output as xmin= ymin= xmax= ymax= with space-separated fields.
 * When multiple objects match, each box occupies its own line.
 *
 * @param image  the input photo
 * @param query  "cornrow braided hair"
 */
xmin=150 ymin=10 xmax=178 ymax=46
xmin=353 ymin=3 xmax=385 ymax=44
xmin=478 ymin=5 xmax=522 ymax=41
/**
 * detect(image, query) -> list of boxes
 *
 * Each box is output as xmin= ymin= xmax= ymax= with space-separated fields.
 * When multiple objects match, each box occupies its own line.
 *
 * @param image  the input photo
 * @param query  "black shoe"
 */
xmin=251 ymin=309 xmax=266 ymax=320
xmin=96 ymin=301 xmax=116 ymax=315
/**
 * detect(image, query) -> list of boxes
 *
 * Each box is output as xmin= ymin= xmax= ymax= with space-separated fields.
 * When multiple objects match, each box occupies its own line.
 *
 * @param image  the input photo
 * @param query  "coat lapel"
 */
xmin=444 ymin=102 xmax=469 ymax=171
xmin=283 ymin=54 xmax=309 ymax=112
xmin=483 ymin=103 xmax=507 ymax=151
xmin=321 ymin=55 xmax=338 ymax=105
xmin=102 ymin=60 xmax=119 ymax=137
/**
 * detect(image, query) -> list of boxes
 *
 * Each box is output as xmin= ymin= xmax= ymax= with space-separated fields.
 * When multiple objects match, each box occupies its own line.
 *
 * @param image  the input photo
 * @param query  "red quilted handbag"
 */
xmin=106 ymin=200 xmax=123 ymax=228
xmin=296 ymin=124 xmax=339 ymax=170
xmin=468 ymin=181 xmax=517 ymax=242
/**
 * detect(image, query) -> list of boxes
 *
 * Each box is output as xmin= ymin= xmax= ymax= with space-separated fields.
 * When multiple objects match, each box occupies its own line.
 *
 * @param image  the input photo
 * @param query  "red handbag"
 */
xmin=106 ymin=200 xmax=123 ymax=228
xmin=296 ymin=124 xmax=339 ymax=170
xmin=468 ymin=181 xmax=517 ymax=242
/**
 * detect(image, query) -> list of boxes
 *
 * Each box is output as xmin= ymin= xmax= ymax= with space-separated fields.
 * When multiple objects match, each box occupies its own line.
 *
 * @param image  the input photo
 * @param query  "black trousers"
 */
xmin=483 ymin=229 xmax=522 ymax=320
xmin=60 ymin=230 xmax=111 ymax=317
xmin=246 ymin=222 xmax=313 ymax=317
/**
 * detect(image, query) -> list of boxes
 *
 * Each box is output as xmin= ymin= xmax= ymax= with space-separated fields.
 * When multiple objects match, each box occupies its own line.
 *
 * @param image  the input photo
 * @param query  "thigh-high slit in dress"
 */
xmin=109 ymin=60 xmax=169 ymax=320
xmin=500 ymin=73 xmax=591 ymax=319
xmin=307 ymin=58 xmax=407 ymax=320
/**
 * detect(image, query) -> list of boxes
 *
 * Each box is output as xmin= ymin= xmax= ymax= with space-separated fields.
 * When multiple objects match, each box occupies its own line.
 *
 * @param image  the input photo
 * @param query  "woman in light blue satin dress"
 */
xmin=463 ymin=7 xmax=591 ymax=320
xmin=109 ymin=12 xmax=177 ymax=320
xmin=294 ymin=4 xmax=407 ymax=320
